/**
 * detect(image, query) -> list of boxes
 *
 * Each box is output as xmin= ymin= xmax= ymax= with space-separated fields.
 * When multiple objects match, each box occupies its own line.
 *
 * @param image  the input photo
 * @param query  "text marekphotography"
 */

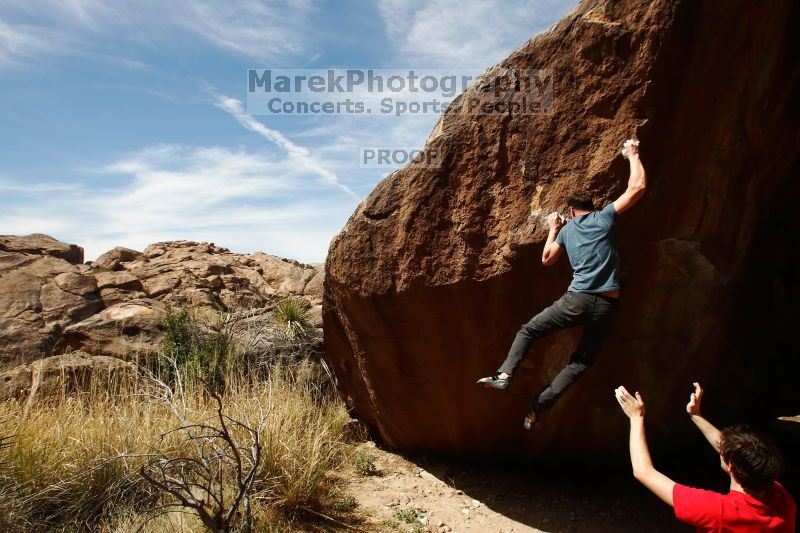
xmin=246 ymin=69 xmax=553 ymax=116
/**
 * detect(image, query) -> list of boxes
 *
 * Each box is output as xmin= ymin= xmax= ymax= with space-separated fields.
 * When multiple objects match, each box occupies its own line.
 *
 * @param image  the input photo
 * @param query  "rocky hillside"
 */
xmin=0 ymin=234 xmax=323 ymax=369
xmin=324 ymin=0 xmax=800 ymax=458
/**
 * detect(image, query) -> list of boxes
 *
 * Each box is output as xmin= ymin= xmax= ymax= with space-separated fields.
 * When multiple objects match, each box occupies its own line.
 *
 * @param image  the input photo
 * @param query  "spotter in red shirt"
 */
xmin=674 ymin=482 xmax=796 ymax=532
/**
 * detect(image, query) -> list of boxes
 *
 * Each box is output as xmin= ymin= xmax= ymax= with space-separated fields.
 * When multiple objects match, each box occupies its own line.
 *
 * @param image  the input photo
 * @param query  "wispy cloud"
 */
xmin=0 ymin=18 xmax=68 ymax=69
xmin=173 ymin=0 xmax=313 ymax=59
xmin=0 ymin=144 xmax=357 ymax=261
xmin=377 ymin=0 xmax=573 ymax=68
xmin=0 ymin=0 xmax=316 ymax=68
xmin=0 ymin=180 xmax=80 ymax=193
xmin=213 ymin=95 xmax=357 ymax=198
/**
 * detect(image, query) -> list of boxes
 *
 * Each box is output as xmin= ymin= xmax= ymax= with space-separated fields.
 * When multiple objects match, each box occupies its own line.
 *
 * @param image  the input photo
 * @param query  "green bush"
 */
xmin=333 ymin=494 xmax=359 ymax=512
xmin=352 ymin=448 xmax=378 ymax=476
xmin=159 ymin=306 xmax=243 ymax=392
xmin=393 ymin=506 xmax=423 ymax=524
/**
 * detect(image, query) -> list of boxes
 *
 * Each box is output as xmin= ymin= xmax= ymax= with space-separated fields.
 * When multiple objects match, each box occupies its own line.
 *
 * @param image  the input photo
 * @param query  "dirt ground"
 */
xmin=346 ymin=442 xmax=689 ymax=533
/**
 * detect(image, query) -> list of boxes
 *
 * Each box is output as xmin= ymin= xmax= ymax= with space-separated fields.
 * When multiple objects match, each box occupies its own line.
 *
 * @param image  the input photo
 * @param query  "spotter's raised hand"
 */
xmin=615 ymin=386 xmax=645 ymax=418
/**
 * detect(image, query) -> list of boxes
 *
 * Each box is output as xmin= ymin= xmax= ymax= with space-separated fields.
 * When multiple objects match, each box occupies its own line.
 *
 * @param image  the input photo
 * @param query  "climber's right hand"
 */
xmin=546 ymin=212 xmax=563 ymax=231
xmin=621 ymin=138 xmax=640 ymax=158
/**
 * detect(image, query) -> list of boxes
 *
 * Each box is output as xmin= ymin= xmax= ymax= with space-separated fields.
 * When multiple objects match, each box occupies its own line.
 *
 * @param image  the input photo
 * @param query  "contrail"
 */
xmin=214 ymin=95 xmax=357 ymax=198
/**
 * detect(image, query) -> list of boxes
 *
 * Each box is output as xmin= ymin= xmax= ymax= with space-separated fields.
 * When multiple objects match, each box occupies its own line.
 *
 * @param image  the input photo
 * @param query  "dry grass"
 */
xmin=0 ymin=361 xmax=356 ymax=532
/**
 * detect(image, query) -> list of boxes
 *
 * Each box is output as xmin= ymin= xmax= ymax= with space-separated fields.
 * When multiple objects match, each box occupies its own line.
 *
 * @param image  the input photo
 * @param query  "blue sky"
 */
xmin=0 ymin=0 xmax=574 ymax=262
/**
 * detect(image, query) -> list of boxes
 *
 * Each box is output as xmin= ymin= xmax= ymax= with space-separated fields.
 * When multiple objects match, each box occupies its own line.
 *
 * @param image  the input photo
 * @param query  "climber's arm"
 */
xmin=541 ymin=213 xmax=564 ymax=266
xmin=613 ymin=140 xmax=647 ymax=215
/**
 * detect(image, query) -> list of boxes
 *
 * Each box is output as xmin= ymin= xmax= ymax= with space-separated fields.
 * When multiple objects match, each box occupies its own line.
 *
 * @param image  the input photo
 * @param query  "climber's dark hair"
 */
xmin=567 ymin=193 xmax=595 ymax=211
xmin=719 ymin=424 xmax=784 ymax=492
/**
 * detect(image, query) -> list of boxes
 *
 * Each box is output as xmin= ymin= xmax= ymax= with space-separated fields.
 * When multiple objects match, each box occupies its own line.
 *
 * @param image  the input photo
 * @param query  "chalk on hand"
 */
xmin=621 ymin=139 xmax=640 ymax=157
xmin=539 ymin=213 xmax=566 ymax=227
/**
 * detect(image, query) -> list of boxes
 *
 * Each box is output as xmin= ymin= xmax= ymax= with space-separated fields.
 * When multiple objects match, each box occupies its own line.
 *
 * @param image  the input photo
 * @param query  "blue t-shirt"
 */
xmin=555 ymin=203 xmax=620 ymax=293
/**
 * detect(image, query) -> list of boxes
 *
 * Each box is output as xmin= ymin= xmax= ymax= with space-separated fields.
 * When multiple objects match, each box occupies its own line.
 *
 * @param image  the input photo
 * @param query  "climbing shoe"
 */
xmin=524 ymin=395 xmax=545 ymax=431
xmin=523 ymin=408 xmax=543 ymax=431
xmin=476 ymin=374 xmax=510 ymax=391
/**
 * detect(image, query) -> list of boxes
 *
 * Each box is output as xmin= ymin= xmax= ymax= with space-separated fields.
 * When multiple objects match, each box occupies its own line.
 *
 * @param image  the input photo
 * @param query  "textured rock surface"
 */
xmin=0 ymin=239 xmax=91 ymax=365
xmin=95 ymin=271 xmax=147 ymax=306
xmin=56 ymin=299 xmax=168 ymax=361
xmin=41 ymin=274 xmax=104 ymax=328
xmin=0 ymin=351 xmax=138 ymax=401
xmin=324 ymin=0 xmax=800 ymax=458
xmin=0 ymin=236 xmax=324 ymax=367
xmin=92 ymin=246 xmax=145 ymax=271
xmin=0 ymin=234 xmax=84 ymax=264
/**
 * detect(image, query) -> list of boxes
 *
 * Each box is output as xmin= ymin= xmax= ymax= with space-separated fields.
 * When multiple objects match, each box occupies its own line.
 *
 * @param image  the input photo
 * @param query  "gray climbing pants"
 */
xmin=497 ymin=291 xmax=619 ymax=411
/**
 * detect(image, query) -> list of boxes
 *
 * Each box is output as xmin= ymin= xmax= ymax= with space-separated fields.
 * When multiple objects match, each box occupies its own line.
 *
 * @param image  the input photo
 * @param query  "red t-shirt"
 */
xmin=673 ymin=482 xmax=796 ymax=532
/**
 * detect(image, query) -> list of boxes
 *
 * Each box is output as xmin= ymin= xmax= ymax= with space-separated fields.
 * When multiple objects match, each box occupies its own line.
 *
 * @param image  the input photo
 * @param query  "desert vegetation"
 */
xmin=0 ymin=298 xmax=362 ymax=532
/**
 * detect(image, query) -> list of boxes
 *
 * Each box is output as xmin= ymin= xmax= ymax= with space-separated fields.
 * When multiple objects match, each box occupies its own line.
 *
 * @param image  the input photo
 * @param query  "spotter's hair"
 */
xmin=720 ymin=425 xmax=784 ymax=492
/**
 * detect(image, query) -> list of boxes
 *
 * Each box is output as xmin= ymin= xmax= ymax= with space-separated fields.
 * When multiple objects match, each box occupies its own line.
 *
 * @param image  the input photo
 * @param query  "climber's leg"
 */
xmin=496 ymin=292 xmax=588 ymax=377
xmin=533 ymin=294 xmax=619 ymax=411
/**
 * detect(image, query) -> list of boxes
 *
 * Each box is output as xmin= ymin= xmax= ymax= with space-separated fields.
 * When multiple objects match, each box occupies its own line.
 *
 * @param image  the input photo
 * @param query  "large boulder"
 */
xmin=324 ymin=0 xmax=800 ymax=458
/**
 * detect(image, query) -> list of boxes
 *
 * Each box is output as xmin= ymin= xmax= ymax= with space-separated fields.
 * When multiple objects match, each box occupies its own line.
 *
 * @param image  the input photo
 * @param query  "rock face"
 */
xmin=0 ymin=234 xmax=84 ymax=264
xmin=56 ymin=299 xmax=168 ymax=361
xmin=324 ymin=0 xmax=800 ymax=458
xmin=0 ymin=236 xmax=93 ymax=365
xmin=124 ymin=241 xmax=322 ymax=310
xmin=0 ymin=236 xmax=324 ymax=367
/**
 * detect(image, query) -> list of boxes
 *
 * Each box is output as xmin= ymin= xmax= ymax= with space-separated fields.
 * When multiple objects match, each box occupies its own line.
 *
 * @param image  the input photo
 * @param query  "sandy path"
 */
xmin=346 ymin=442 xmax=686 ymax=533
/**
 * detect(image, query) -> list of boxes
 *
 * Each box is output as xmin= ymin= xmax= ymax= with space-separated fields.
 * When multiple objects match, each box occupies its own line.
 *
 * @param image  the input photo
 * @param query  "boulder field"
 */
xmin=0 ymin=234 xmax=323 ymax=371
xmin=323 ymin=0 xmax=800 ymax=458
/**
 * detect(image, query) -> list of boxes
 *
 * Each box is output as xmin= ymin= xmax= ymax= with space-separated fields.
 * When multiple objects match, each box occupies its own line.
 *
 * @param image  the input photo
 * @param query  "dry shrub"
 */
xmin=0 ymin=359 xmax=353 ymax=532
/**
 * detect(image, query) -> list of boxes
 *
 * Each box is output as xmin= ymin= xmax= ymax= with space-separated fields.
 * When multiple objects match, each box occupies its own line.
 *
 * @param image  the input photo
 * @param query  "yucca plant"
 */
xmin=271 ymin=298 xmax=311 ymax=340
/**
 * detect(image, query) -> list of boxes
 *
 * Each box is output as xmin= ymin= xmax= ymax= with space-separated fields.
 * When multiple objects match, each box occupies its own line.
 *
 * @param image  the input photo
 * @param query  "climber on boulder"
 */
xmin=476 ymin=138 xmax=646 ymax=430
